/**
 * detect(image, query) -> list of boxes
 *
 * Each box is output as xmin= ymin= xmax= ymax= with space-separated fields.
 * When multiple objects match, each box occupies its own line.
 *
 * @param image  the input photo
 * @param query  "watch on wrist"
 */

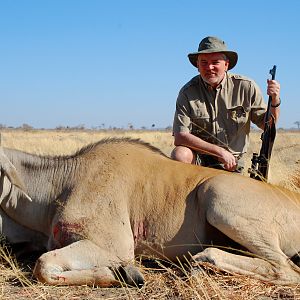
xmin=271 ymin=98 xmax=281 ymax=108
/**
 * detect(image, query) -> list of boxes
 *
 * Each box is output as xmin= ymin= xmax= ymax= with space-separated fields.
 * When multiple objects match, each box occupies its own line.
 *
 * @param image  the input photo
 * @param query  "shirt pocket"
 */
xmin=190 ymin=111 xmax=212 ymax=139
xmin=227 ymin=105 xmax=250 ymax=130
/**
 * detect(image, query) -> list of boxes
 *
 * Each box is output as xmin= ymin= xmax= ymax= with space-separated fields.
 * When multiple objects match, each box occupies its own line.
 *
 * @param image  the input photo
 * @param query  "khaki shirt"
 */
xmin=173 ymin=72 xmax=267 ymax=156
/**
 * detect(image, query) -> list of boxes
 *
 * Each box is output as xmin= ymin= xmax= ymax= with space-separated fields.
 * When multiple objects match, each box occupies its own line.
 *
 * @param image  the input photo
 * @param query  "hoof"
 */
xmin=291 ymin=253 xmax=300 ymax=267
xmin=117 ymin=265 xmax=144 ymax=288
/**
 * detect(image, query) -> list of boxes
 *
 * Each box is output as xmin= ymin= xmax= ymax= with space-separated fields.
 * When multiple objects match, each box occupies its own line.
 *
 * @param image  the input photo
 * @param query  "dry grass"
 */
xmin=0 ymin=129 xmax=300 ymax=299
xmin=0 ymin=129 xmax=173 ymax=157
xmin=1 ymin=254 xmax=300 ymax=299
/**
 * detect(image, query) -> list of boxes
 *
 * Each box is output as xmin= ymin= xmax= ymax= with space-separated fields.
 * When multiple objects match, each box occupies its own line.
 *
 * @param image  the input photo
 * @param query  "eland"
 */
xmin=0 ymin=138 xmax=299 ymax=286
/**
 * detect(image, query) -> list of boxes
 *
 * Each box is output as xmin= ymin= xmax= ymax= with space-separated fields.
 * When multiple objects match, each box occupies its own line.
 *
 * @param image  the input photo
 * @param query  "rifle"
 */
xmin=248 ymin=65 xmax=277 ymax=182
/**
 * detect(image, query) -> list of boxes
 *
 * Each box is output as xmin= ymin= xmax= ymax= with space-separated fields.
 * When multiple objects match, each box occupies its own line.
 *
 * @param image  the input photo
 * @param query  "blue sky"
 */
xmin=0 ymin=0 xmax=299 ymax=129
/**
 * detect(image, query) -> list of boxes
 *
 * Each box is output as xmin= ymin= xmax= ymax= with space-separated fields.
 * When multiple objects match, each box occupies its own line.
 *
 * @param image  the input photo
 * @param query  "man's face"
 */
xmin=197 ymin=52 xmax=229 ymax=88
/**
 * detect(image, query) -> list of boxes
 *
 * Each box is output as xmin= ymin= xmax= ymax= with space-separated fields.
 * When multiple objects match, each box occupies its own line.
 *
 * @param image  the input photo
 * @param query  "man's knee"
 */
xmin=171 ymin=146 xmax=195 ymax=164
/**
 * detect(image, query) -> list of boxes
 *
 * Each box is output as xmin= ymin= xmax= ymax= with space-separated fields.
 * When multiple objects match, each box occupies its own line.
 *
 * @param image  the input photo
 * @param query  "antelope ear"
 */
xmin=0 ymin=148 xmax=32 ymax=201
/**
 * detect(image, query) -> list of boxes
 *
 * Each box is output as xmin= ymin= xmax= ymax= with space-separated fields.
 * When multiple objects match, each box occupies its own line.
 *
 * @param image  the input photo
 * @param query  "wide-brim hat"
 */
xmin=188 ymin=36 xmax=238 ymax=70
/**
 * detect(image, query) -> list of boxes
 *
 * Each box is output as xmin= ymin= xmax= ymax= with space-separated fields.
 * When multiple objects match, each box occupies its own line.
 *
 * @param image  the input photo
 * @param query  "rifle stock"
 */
xmin=248 ymin=65 xmax=277 ymax=181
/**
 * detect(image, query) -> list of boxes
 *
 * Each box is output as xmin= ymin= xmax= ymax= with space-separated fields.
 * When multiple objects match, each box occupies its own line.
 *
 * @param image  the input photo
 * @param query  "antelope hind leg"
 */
xmin=192 ymin=247 xmax=300 ymax=284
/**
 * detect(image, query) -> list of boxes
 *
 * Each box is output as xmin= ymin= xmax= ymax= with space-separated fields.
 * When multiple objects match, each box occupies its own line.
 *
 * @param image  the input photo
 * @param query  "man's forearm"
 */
xmin=174 ymin=132 xmax=225 ymax=159
xmin=174 ymin=132 xmax=238 ymax=171
xmin=270 ymin=103 xmax=280 ymax=123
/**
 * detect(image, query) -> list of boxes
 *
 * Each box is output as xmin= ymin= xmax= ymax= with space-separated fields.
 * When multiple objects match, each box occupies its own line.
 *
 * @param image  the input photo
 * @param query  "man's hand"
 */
xmin=267 ymin=79 xmax=280 ymax=105
xmin=217 ymin=148 xmax=237 ymax=171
